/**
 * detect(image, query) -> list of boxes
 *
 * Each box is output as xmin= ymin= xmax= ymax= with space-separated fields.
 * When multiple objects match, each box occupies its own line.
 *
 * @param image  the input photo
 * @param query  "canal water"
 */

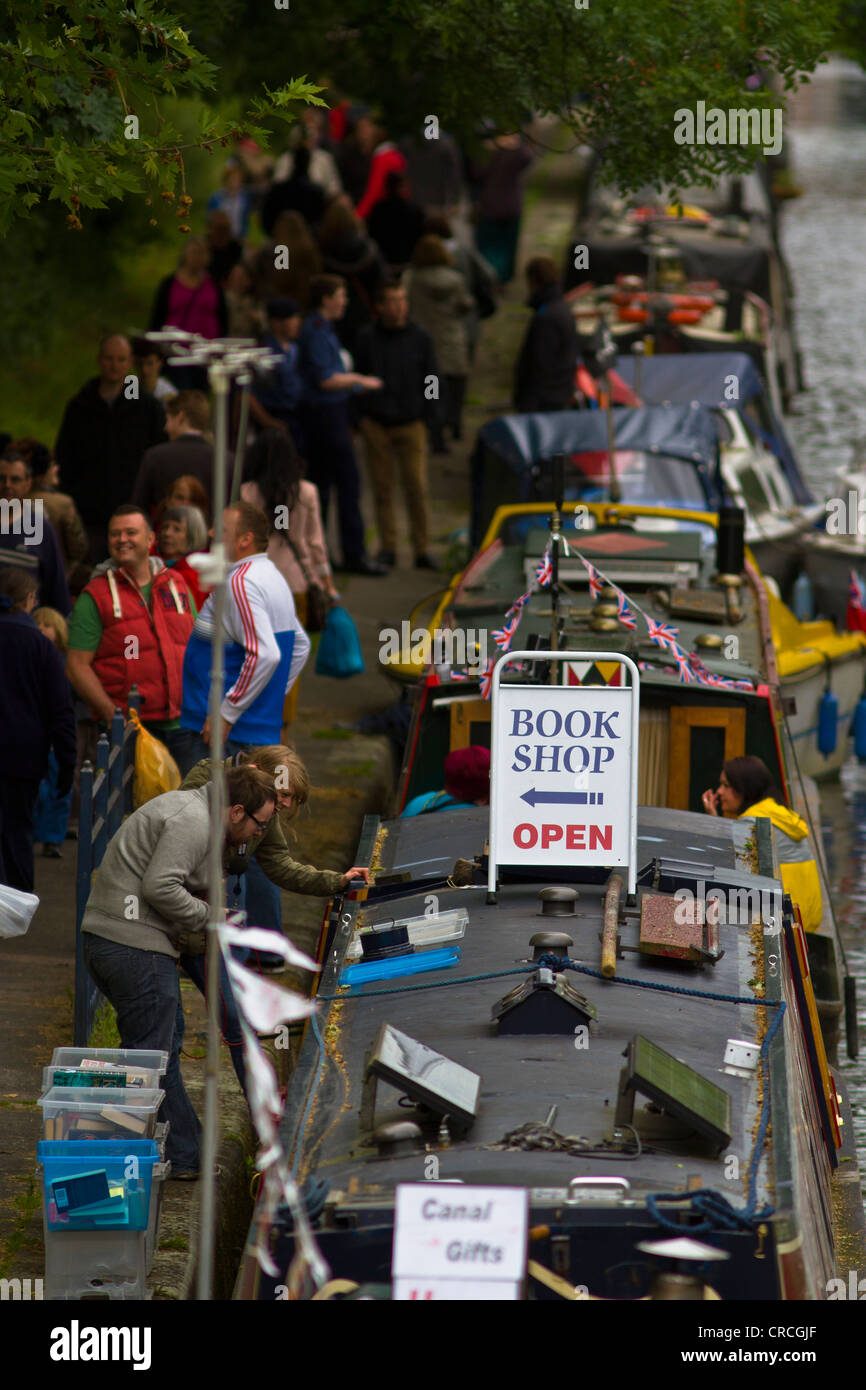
xmin=783 ymin=58 xmax=866 ymax=1171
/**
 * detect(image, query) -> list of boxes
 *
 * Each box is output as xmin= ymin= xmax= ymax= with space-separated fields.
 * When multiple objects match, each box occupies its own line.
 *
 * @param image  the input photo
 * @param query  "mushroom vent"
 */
xmin=538 ymin=886 xmax=578 ymax=918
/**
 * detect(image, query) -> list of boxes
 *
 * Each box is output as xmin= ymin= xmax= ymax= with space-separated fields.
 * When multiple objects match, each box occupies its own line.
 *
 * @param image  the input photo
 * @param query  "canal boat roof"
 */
xmin=470 ymin=405 xmax=721 ymax=546
xmin=254 ymin=798 xmax=848 ymax=1301
xmin=614 ymin=352 xmax=809 ymax=503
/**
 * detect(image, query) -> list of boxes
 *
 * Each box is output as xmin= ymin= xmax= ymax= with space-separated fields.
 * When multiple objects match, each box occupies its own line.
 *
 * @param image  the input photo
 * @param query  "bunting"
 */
xmin=216 ymin=922 xmax=329 ymax=1291
xmin=535 ymin=549 xmax=553 ymax=588
xmin=480 ymin=658 xmax=495 ymax=700
xmin=616 ymin=590 xmax=637 ymax=631
xmin=453 ymin=531 xmax=756 ymax=698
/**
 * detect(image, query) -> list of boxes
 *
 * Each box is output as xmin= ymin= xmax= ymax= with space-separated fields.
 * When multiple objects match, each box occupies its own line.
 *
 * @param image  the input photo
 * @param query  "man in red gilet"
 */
xmin=66 ymin=504 xmax=196 ymax=767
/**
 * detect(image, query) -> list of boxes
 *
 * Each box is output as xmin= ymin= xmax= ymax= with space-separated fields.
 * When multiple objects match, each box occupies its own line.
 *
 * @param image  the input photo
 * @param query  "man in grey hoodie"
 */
xmin=81 ymin=763 xmax=277 ymax=1177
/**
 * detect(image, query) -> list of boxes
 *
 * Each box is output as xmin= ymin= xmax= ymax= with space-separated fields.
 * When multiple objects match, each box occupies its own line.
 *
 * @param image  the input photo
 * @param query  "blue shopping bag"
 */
xmin=314 ymin=604 xmax=365 ymax=679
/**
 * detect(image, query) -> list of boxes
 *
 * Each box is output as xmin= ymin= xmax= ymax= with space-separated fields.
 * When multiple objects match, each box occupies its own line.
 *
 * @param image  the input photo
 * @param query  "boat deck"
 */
xmin=288 ymin=806 xmax=771 ymax=1204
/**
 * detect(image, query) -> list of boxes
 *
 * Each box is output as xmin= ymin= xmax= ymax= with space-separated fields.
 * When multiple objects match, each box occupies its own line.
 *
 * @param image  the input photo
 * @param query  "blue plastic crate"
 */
xmin=37 ymin=1140 xmax=159 ymax=1231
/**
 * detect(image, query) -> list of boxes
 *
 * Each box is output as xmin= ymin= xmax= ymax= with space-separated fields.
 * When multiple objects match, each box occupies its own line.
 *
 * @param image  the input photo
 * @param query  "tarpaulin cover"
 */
xmin=616 ymin=352 xmax=764 ymax=408
xmin=470 ymin=403 xmax=721 ymax=545
xmin=615 ymin=352 xmax=810 ymax=504
xmin=476 ymin=403 xmax=719 ymax=474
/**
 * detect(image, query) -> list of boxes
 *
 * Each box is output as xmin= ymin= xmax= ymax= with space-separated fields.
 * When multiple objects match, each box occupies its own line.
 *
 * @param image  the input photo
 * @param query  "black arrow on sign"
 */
xmin=519 ymin=789 xmax=604 ymax=807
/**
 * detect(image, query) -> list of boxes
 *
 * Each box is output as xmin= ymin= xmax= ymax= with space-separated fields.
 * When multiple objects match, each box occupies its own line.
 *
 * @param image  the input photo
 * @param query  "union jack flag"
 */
xmin=506 ymin=589 xmax=532 ymax=620
xmin=616 ymin=590 xmax=637 ymax=630
xmin=673 ymin=646 xmax=696 ymax=684
xmin=449 ymin=668 xmax=469 ymax=682
xmin=645 ymin=617 xmax=680 ymax=652
xmin=480 ymin=658 xmax=496 ymax=700
xmin=585 ymin=562 xmax=604 ymax=599
xmin=492 ymin=612 xmax=522 ymax=650
xmin=535 ymin=549 xmax=553 ymax=588
xmin=847 ymin=570 xmax=866 ymax=634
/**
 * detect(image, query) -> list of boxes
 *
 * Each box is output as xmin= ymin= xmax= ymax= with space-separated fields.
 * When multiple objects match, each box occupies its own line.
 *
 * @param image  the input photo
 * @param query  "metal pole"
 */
xmin=549 ymin=454 xmax=565 ymax=685
xmin=198 ymin=361 xmax=230 ymax=1302
xmin=229 ymin=373 xmax=252 ymax=505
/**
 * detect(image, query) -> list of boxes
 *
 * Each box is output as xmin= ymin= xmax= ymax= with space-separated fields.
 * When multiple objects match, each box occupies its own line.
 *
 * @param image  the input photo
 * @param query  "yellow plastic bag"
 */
xmin=129 ymin=709 xmax=181 ymax=807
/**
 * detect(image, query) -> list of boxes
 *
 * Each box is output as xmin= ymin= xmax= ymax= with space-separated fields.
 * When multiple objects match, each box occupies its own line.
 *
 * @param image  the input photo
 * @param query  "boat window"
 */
xmin=735 ymin=465 xmax=772 ymax=513
xmin=714 ymin=410 xmax=736 ymax=445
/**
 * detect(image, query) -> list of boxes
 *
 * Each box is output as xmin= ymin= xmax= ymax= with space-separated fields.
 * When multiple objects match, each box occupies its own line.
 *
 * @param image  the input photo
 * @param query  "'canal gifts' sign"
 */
xmin=392 ymin=1184 xmax=529 ymax=1300
xmin=488 ymin=652 xmax=640 ymax=895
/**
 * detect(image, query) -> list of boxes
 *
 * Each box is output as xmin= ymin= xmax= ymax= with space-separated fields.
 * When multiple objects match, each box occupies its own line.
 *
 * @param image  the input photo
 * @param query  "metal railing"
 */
xmin=73 ymin=691 xmax=140 ymax=1046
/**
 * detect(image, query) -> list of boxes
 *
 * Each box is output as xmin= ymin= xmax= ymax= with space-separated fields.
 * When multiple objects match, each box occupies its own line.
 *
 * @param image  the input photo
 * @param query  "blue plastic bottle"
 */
xmin=792 ymin=572 xmax=814 ymax=622
xmin=853 ymin=694 xmax=866 ymax=762
xmin=818 ymin=689 xmax=839 ymax=757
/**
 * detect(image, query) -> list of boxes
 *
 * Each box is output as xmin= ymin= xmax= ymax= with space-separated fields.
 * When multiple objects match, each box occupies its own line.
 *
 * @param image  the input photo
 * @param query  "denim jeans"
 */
xmin=171 ymin=729 xmax=210 ymax=781
xmin=82 ymin=933 xmax=201 ymax=1173
xmin=179 ymin=949 xmax=247 ymax=1096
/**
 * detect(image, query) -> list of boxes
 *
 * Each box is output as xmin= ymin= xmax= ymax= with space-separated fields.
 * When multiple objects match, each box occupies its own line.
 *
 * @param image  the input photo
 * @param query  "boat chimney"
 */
xmin=716 ymin=505 xmax=745 ymax=577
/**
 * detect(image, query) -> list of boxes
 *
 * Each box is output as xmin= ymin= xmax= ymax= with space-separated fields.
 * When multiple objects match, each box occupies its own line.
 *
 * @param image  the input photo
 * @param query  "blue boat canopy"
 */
xmin=475 ymin=402 xmax=720 ymax=474
xmin=615 ymin=352 xmax=811 ymax=505
xmin=470 ymin=404 xmax=722 ymax=545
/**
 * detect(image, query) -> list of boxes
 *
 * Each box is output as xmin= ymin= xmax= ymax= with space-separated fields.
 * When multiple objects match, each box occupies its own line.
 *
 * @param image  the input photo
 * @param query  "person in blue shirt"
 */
xmin=249 ymin=296 xmax=306 ymax=456
xmin=298 ymin=274 xmax=388 ymax=576
xmin=401 ymin=745 xmax=490 ymax=817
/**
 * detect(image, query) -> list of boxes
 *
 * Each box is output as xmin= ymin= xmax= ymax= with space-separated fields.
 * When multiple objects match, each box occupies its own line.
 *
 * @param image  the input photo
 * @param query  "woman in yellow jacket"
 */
xmin=702 ymin=755 xmax=823 ymax=931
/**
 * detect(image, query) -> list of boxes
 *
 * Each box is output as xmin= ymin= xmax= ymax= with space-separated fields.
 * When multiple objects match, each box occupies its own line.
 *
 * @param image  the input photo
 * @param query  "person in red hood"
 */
xmin=401 ymin=745 xmax=490 ymax=816
xmin=356 ymin=114 xmax=408 ymax=222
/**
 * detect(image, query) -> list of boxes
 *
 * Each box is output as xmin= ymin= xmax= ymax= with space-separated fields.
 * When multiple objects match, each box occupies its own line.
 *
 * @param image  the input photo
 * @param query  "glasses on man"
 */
xmin=245 ymin=808 xmax=273 ymax=831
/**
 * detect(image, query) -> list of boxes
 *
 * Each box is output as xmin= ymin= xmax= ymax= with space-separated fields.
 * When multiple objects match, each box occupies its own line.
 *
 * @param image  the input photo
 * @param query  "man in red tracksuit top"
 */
xmin=66 ymin=503 xmax=196 ymax=765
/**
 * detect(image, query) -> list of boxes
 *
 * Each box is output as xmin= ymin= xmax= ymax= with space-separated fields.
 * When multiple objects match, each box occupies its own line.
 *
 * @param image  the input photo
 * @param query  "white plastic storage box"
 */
xmin=39 ymin=1086 xmax=164 ymax=1142
xmin=144 ymin=1160 xmax=170 ymax=1274
xmin=49 ymin=1047 xmax=168 ymax=1088
xmin=38 ymin=1140 xmax=159 ymax=1232
xmin=42 ymin=1220 xmax=148 ymax=1300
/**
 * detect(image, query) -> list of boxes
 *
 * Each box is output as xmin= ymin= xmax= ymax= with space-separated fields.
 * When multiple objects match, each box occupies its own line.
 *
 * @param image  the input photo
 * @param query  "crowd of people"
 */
xmin=0 ymin=96 xmax=594 ymax=1177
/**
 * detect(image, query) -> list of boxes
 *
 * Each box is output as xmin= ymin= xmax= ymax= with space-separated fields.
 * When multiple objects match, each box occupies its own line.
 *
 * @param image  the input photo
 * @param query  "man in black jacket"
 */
xmin=0 ymin=567 xmax=76 ymax=891
xmin=513 ymin=257 xmax=579 ymax=414
xmin=131 ymin=391 xmax=214 ymax=522
xmin=55 ymin=334 xmax=166 ymax=563
xmin=354 ymin=282 xmax=438 ymax=569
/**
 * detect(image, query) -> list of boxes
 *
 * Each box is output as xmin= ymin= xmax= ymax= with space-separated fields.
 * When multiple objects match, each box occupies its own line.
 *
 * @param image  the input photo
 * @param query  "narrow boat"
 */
xmin=799 ymin=466 xmax=866 ymax=628
xmin=388 ymin=499 xmax=862 ymax=1038
xmin=565 ymin=165 xmax=802 ymax=407
xmin=234 ymin=503 xmax=864 ymax=1299
xmin=468 ymin=403 xmax=820 ymax=596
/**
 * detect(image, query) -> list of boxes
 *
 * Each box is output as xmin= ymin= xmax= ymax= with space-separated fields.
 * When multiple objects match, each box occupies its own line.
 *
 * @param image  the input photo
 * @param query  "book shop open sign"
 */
xmin=488 ymin=651 xmax=640 ymax=896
